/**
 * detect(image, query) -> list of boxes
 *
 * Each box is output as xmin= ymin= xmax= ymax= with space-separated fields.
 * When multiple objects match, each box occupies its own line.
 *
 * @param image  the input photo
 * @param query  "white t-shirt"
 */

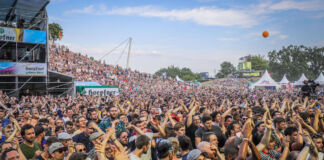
xmin=129 ymin=132 xmax=153 ymax=160
xmin=129 ymin=152 xmax=141 ymax=160
xmin=306 ymin=152 xmax=323 ymax=160
xmin=63 ymin=117 xmax=70 ymax=122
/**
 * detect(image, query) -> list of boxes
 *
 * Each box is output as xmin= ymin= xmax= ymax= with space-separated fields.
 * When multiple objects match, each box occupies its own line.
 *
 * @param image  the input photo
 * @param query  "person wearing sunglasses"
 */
xmin=49 ymin=142 xmax=68 ymax=160
xmin=35 ymin=136 xmax=59 ymax=160
xmin=74 ymin=143 xmax=86 ymax=153
xmin=117 ymin=131 xmax=129 ymax=149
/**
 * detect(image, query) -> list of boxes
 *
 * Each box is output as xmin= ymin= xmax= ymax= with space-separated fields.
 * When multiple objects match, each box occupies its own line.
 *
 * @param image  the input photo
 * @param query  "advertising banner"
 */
xmin=0 ymin=27 xmax=46 ymax=44
xmin=0 ymin=62 xmax=47 ymax=76
xmin=242 ymin=72 xmax=260 ymax=77
xmin=77 ymin=86 xmax=119 ymax=96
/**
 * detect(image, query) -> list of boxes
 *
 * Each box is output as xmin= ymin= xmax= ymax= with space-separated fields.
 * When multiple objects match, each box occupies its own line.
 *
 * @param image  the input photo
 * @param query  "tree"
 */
xmin=217 ymin=61 xmax=236 ymax=78
xmin=268 ymin=45 xmax=324 ymax=81
xmin=215 ymin=72 xmax=224 ymax=78
xmin=49 ymin=23 xmax=63 ymax=41
xmin=155 ymin=65 xmax=204 ymax=82
xmin=251 ymin=55 xmax=268 ymax=70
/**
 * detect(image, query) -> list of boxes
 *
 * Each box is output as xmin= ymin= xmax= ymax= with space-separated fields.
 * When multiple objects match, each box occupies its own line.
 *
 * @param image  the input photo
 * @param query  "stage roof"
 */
xmin=0 ymin=0 xmax=49 ymax=23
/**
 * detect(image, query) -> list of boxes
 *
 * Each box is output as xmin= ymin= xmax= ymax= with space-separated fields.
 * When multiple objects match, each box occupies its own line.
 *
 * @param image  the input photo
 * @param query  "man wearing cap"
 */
xmin=252 ymin=121 xmax=265 ymax=145
xmin=58 ymin=132 xmax=75 ymax=158
xmin=49 ymin=142 xmax=68 ymax=160
xmin=186 ymin=149 xmax=207 ymax=160
xmin=90 ymin=132 xmax=104 ymax=145
xmin=58 ymin=132 xmax=73 ymax=148
xmin=129 ymin=135 xmax=151 ymax=160
xmin=156 ymin=139 xmax=174 ymax=160
xmin=35 ymin=136 xmax=59 ymax=160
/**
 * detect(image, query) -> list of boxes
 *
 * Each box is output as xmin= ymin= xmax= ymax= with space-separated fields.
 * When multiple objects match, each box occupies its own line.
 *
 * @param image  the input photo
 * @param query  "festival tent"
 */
xmin=279 ymin=74 xmax=291 ymax=88
xmin=176 ymin=76 xmax=184 ymax=82
xmin=280 ymin=74 xmax=289 ymax=84
xmin=251 ymin=70 xmax=281 ymax=89
xmin=315 ymin=72 xmax=324 ymax=85
xmin=294 ymin=73 xmax=308 ymax=86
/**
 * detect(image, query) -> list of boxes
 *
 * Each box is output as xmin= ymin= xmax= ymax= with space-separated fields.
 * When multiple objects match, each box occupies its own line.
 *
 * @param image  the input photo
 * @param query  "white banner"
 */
xmin=0 ymin=62 xmax=47 ymax=76
xmin=0 ymin=27 xmax=17 ymax=42
xmin=16 ymin=63 xmax=47 ymax=76
xmin=83 ymin=87 xmax=119 ymax=96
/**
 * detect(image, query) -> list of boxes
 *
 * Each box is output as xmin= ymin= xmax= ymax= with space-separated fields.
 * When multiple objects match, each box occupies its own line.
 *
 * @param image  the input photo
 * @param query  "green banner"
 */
xmin=76 ymin=86 xmax=119 ymax=96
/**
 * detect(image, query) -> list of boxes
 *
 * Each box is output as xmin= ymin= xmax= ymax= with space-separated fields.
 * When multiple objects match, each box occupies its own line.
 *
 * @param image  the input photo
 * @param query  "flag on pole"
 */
xmin=58 ymin=31 xmax=63 ymax=40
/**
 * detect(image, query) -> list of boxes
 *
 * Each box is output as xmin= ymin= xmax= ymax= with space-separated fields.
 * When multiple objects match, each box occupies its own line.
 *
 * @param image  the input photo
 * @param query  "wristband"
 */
xmin=305 ymin=144 xmax=314 ymax=151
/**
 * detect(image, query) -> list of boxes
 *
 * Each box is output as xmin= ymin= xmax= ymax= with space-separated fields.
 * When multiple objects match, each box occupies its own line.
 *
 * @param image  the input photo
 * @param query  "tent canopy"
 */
xmin=294 ymin=73 xmax=308 ymax=86
xmin=252 ymin=70 xmax=281 ymax=89
xmin=0 ymin=0 xmax=49 ymax=24
xmin=176 ymin=76 xmax=184 ymax=82
xmin=315 ymin=72 xmax=324 ymax=85
xmin=75 ymin=81 xmax=101 ymax=86
xmin=280 ymin=74 xmax=290 ymax=84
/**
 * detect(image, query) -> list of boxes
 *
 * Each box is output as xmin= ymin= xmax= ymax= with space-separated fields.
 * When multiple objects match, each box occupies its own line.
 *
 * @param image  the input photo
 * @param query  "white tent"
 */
xmin=315 ymin=72 xmax=324 ymax=85
xmin=252 ymin=70 xmax=281 ymax=89
xmin=294 ymin=73 xmax=308 ymax=86
xmin=176 ymin=76 xmax=184 ymax=82
xmin=279 ymin=74 xmax=290 ymax=84
xmin=279 ymin=74 xmax=291 ymax=88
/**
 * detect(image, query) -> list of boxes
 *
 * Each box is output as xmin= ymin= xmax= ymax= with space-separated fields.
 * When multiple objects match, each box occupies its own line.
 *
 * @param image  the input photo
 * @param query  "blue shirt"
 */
xmin=0 ymin=136 xmax=6 ymax=143
xmin=2 ymin=118 xmax=10 ymax=127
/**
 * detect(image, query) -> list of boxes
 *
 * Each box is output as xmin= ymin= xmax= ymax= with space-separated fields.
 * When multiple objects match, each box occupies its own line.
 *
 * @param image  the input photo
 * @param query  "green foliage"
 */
xmin=216 ymin=61 xmax=236 ymax=78
xmin=49 ymin=23 xmax=63 ymax=41
xmin=268 ymin=45 xmax=324 ymax=81
xmin=251 ymin=55 xmax=268 ymax=70
xmin=155 ymin=65 xmax=204 ymax=82
xmin=215 ymin=72 xmax=224 ymax=78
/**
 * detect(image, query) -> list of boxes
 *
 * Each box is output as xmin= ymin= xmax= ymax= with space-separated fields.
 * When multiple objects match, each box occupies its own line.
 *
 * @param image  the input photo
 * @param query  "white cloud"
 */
xmin=279 ymin=35 xmax=288 ymax=39
xmin=269 ymin=0 xmax=324 ymax=11
xmin=68 ymin=5 xmax=258 ymax=27
xmin=66 ymin=0 xmax=324 ymax=28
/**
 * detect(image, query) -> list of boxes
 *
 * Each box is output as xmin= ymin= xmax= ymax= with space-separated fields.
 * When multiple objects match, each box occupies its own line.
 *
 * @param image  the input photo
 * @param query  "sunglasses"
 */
xmin=121 ymin=136 xmax=128 ymax=138
xmin=56 ymin=149 xmax=66 ymax=153
xmin=78 ymin=148 xmax=86 ymax=152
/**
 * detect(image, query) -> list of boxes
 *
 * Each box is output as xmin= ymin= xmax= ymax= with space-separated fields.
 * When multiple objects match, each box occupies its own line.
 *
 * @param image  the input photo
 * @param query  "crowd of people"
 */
xmin=0 ymin=45 xmax=323 ymax=160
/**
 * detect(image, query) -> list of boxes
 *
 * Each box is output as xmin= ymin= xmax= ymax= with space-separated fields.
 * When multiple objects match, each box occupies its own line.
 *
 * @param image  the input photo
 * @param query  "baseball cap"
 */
xmin=58 ymin=132 xmax=72 ymax=140
xmin=157 ymin=139 xmax=173 ymax=159
xmin=187 ymin=149 xmax=204 ymax=160
xmin=255 ymin=121 xmax=264 ymax=128
xmin=89 ymin=132 xmax=104 ymax=141
xmin=49 ymin=142 xmax=67 ymax=154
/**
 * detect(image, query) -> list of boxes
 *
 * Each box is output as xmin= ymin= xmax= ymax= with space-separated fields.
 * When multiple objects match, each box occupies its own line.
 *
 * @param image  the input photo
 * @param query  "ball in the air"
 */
xmin=262 ymin=31 xmax=269 ymax=38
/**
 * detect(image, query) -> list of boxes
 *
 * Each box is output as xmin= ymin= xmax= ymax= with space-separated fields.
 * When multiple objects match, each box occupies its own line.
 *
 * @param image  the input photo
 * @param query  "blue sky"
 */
xmin=48 ymin=0 xmax=324 ymax=75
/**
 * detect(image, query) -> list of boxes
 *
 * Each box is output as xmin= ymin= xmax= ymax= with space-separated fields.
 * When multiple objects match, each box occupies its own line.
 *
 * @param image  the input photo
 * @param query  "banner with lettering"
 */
xmin=0 ymin=27 xmax=46 ymax=44
xmin=0 ymin=62 xmax=47 ymax=76
xmin=76 ymin=86 xmax=119 ymax=96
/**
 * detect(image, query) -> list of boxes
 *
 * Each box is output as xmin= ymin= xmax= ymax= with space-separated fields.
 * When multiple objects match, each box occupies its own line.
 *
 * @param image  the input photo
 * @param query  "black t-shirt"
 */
xmin=34 ymin=155 xmax=45 ymax=160
xmin=195 ymin=125 xmax=226 ymax=148
xmin=186 ymin=123 xmax=198 ymax=148
xmin=301 ymin=85 xmax=311 ymax=97
xmin=72 ymin=132 xmax=94 ymax=152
